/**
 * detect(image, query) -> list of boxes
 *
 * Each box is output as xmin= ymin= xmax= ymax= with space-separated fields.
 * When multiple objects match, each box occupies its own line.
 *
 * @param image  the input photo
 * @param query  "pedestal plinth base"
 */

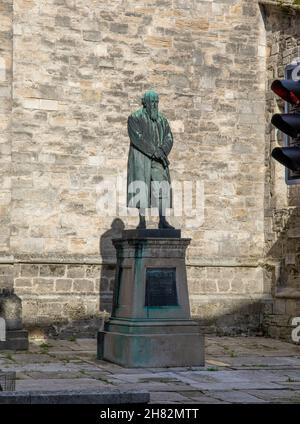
xmin=98 ymin=231 xmax=205 ymax=368
xmin=98 ymin=319 xmax=204 ymax=368
xmin=0 ymin=329 xmax=29 ymax=351
xmin=0 ymin=290 xmax=29 ymax=351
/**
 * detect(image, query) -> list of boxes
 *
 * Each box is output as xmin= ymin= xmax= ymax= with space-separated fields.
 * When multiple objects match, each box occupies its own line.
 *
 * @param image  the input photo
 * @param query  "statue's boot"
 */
xmin=136 ymin=213 xmax=146 ymax=229
xmin=158 ymin=216 xmax=175 ymax=229
xmin=158 ymin=198 xmax=174 ymax=229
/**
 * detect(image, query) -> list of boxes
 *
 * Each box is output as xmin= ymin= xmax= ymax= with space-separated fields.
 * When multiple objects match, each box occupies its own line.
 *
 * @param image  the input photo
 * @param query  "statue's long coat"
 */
xmin=127 ymin=108 xmax=173 ymax=208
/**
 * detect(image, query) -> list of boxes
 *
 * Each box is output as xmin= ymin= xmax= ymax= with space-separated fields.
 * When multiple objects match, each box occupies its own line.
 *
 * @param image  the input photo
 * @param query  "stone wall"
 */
xmin=0 ymin=0 xmax=14 ymax=314
xmin=0 ymin=0 xmax=12 ymax=258
xmin=0 ymin=0 xmax=271 ymax=337
xmin=14 ymin=263 xmax=105 ymax=337
xmin=261 ymin=0 xmax=300 ymax=340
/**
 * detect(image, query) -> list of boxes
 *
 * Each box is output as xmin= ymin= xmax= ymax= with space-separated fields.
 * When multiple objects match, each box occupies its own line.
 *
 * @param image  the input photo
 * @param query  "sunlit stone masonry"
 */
xmin=0 ymin=0 xmax=299 ymax=341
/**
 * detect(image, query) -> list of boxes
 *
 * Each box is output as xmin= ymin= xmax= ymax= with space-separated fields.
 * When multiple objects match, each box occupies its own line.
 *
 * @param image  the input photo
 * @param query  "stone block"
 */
xmin=40 ymin=264 xmax=65 ymax=277
xmin=85 ymin=265 xmax=100 ymax=278
xmin=20 ymin=264 xmax=39 ymax=277
xmin=67 ymin=265 xmax=85 ymax=278
xmin=33 ymin=278 xmax=55 ymax=294
xmin=171 ymin=120 xmax=185 ymax=133
xmin=15 ymin=278 xmax=32 ymax=288
xmin=83 ymin=31 xmax=101 ymax=42
xmin=0 ymin=393 xmax=30 ymax=404
xmin=55 ymin=279 xmax=72 ymax=292
xmin=110 ymin=23 xmax=128 ymax=34
xmin=0 ymin=329 xmax=28 ymax=351
xmin=274 ymin=299 xmax=286 ymax=315
xmin=0 ymin=57 xmax=6 ymax=82
xmin=217 ymin=280 xmax=231 ymax=293
xmin=0 ymin=275 xmax=12 ymax=290
xmin=144 ymin=36 xmax=172 ymax=48
xmin=93 ymin=44 xmax=107 ymax=56
xmin=0 ymin=265 xmax=13 ymax=276
xmin=73 ymin=279 xmax=94 ymax=293
xmin=55 ymin=16 xmax=71 ymax=27
xmin=0 ymin=390 xmax=149 ymax=404
xmin=22 ymin=98 xmax=59 ymax=111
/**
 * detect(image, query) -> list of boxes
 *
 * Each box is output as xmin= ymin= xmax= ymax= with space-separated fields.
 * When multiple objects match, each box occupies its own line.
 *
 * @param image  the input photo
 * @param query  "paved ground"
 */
xmin=0 ymin=336 xmax=300 ymax=404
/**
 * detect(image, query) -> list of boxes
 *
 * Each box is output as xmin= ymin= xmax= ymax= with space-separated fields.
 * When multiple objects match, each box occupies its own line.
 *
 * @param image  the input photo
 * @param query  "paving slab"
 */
xmin=246 ymin=389 xmax=300 ymax=403
xmin=1 ymin=336 xmax=300 ymax=404
xmin=17 ymin=378 xmax=112 ymax=391
xmin=0 ymin=390 xmax=149 ymax=404
xmin=166 ymin=381 xmax=286 ymax=391
xmin=176 ymin=369 xmax=294 ymax=383
xmin=209 ymin=356 xmax=300 ymax=368
xmin=279 ymin=382 xmax=300 ymax=389
xmin=8 ymin=354 xmax=55 ymax=364
xmin=207 ymin=390 xmax=268 ymax=403
xmin=1 ymin=362 xmax=102 ymax=373
xmin=149 ymin=391 xmax=191 ymax=403
xmin=180 ymin=393 xmax=229 ymax=404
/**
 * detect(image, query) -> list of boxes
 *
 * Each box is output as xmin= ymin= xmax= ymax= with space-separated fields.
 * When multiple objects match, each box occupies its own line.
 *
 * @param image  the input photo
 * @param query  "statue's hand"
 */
xmin=154 ymin=147 xmax=168 ymax=161
xmin=159 ymin=148 xmax=170 ymax=168
xmin=152 ymin=148 xmax=169 ymax=168
xmin=163 ymin=157 xmax=170 ymax=168
xmin=152 ymin=150 xmax=161 ymax=161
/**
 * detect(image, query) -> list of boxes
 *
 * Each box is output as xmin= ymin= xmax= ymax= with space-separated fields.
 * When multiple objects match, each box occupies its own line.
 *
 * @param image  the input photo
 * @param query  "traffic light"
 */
xmin=271 ymin=75 xmax=300 ymax=173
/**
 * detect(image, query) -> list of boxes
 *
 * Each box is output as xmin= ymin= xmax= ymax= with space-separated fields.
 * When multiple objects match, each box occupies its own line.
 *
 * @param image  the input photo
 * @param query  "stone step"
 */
xmin=0 ymin=390 xmax=149 ymax=404
xmin=0 ymin=329 xmax=29 ymax=351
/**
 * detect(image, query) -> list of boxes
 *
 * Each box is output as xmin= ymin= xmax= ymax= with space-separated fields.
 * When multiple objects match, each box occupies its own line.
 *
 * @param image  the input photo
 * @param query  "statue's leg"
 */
xmin=150 ymin=160 xmax=174 ymax=229
xmin=136 ymin=208 xmax=146 ymax=229
xmin=158 ymin=197 xmax=174 ymax=229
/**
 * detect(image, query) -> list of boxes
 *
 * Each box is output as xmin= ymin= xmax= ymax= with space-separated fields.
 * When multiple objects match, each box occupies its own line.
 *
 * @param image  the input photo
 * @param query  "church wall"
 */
xmin=261 ymin=0 xmax=300 ymax=341
xmin=0 ymin=0 xmax=269 ymax=337
xmin=0 ymin=1 xmax=13 ymax=298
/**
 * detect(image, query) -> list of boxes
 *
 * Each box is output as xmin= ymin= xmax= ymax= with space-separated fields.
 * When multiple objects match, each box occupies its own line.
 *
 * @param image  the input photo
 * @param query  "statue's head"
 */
xmin=142 ymin=90 xmax=159 ymax=121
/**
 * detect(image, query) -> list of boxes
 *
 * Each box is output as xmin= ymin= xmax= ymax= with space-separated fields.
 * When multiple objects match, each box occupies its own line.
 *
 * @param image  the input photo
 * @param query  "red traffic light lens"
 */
xmin=271 ymin=80 xmax=300 ymax=105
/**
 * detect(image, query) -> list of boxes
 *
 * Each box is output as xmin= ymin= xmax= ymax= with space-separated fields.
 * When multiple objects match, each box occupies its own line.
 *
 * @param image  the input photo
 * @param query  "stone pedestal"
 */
xmin=97 ymin=230 xmax=204 ymax=367
xmin=0 ymin=289 xmax=28 ymax=351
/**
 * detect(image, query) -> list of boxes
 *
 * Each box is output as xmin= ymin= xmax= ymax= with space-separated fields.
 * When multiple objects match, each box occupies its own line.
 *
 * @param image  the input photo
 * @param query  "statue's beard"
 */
xmin=147 ymin=107 xmax=158 ymax=121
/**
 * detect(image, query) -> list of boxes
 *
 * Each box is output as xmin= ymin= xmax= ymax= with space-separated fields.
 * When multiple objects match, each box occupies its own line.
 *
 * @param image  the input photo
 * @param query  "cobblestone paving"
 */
xmin=0 ymin=336 xmax=299 ymax=404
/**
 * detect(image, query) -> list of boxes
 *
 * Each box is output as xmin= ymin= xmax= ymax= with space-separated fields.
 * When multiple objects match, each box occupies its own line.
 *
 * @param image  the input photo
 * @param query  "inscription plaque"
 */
xmin=145 ymin=268 xmax=177 ymax=307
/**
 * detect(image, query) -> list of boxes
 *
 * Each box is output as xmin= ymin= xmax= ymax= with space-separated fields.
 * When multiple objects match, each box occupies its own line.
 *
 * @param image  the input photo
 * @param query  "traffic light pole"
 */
xmin=271 ymin=62 xmax=300 ymax=181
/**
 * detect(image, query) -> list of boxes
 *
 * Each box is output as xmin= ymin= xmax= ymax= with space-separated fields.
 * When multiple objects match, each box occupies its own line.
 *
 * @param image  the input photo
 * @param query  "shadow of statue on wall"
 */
xmin=99 ymin=218 xmax=125 ymax=318
xmin=266 ymin=206 xmax=300 ymax=297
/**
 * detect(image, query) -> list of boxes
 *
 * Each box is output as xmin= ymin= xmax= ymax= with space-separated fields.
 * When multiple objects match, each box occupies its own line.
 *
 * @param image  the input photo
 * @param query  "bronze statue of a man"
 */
xmin=127 ymin=90 xmax=174 ymax=229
